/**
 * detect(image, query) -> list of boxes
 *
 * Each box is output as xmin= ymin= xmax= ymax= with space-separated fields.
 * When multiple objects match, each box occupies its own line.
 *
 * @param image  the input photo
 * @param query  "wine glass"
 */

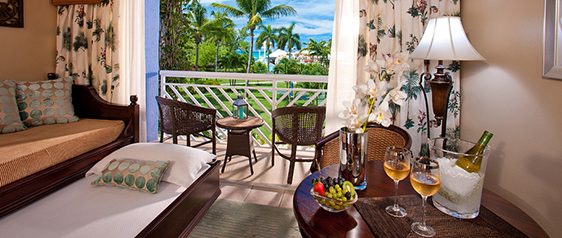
xmin=383 ymin=147 xmax=412 ymax=217
xmin=410 ymin=157 xmax=441 ymax=237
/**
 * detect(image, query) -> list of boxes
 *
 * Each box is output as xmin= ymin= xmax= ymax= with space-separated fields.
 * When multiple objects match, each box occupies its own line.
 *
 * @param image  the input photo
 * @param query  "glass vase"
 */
xmin=338 ymin=127 xmax=368 ymax=190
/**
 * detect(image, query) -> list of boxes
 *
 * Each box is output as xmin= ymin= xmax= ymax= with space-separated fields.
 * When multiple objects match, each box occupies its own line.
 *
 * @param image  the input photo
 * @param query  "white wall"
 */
xmin=0 ymin=1 xmax=57 ymax=81
xmin=461 ymin=1 xmax=562 ymax=237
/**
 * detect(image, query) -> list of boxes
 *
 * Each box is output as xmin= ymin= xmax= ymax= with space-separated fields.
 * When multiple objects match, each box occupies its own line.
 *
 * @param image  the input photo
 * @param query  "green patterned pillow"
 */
xmin=92 ymin=159 xmax=170 ymax=194
xmin=0 ymin=80 xmax=26 ymax=134
xmin=15 ymin=77 xmax=79 ymax=127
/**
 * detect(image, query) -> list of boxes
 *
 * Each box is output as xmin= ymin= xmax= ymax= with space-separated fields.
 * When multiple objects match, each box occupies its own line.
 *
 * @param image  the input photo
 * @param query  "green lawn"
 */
xmin=164 ymin=78 xmax=326 ymax=144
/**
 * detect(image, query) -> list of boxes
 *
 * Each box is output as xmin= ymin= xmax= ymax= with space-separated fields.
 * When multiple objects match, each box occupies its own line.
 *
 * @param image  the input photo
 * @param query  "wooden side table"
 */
xmin=216 ymin=116 xmax=264 ymax=175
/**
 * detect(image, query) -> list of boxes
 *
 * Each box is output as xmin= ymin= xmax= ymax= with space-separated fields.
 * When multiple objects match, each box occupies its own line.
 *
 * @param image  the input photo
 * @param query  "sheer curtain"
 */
xmin=325 ymin=0 xmax=361 ymax=134
xmin=327 ymin=0 xmax=462 ymax=155
xmin=117 ymin=0 xmax=147 ymax=141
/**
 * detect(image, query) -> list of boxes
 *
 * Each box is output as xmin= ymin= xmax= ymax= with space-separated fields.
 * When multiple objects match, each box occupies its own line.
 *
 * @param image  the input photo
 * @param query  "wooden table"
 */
xmin=293 ymin=160 xmax=548 ymax=238
xmin=216 ymin=116 xmax=264 ymax=175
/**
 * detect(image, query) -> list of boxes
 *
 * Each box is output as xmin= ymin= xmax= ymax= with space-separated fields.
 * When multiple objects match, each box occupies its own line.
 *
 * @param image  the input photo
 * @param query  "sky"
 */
xmin=200 ymin=0 xmax=335 ymax=51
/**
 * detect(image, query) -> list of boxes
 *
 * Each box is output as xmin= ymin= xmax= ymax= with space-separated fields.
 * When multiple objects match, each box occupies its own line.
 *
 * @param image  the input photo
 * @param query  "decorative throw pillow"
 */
xmin=0 ymin=80 xmax=26 ymax=134
xmin=15 ymin=77 xmax=79 ymax=126
xmin=92 ymin=159 xmax=170 ymax=194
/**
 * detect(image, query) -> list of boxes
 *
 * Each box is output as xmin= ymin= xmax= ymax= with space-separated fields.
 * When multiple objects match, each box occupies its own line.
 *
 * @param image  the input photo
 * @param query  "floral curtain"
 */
xmin=358 ymin=0 xmax=461 ymax=155
xmin=55 ymin=1 xmax=120 ymax=102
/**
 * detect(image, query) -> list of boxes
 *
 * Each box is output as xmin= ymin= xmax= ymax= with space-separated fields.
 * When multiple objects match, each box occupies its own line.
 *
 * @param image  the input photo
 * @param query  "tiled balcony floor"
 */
xmin=164 ymin=139 xmax=314 ymax=208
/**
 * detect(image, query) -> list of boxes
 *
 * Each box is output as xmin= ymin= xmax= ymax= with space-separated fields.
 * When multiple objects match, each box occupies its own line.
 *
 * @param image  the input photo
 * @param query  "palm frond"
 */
xmin=261 ymin=5 xmax=297 ymax=18
xmin=236 ymin=0 xmax=253 ymax=13
xmin=211 ymin=3 xmax=245 ymax=17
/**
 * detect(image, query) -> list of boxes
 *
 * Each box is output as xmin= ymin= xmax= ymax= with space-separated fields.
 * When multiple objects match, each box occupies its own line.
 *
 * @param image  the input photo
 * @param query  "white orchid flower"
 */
xmin=370 ymin=101 xmax=392 ymax=127
xmin=353 ymin=83 xmax=369 ymax=98
xmin=383 ymin=52 xmax=410 ymax=76
xmin=339 ymin=98 xmax=365 ymax=120
xmin=387 ymin=87 xmax=407 ymax=106
xmin=365 ymin=59 xmax=382 ymax=73
xmin=340 ymin=98 xmax=369 ymax=131
xmin=367 ymin=80 xmax=378 ymax=98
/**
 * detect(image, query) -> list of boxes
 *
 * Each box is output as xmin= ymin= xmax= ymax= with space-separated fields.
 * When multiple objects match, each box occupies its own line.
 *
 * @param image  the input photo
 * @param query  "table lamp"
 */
xmin=411 ymin=16 xmax=485 ymax=138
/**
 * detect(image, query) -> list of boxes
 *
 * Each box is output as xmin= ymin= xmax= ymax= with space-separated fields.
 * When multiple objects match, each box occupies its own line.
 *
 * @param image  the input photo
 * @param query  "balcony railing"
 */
xmin=160 ymin=70 xmax=328 ymax=147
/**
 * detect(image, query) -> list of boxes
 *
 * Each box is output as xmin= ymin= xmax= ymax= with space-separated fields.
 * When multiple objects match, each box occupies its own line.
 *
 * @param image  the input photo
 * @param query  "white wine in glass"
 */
xmin=383 ymin=147 xmax=412 ymax=218
xmin=410 ymin=157 xmax=441 ymax=237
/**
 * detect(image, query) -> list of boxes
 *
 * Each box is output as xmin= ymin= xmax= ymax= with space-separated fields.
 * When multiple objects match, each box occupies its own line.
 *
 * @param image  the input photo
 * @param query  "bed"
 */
xmin=0 ymin=84 xmax=221 ymax=237
xmin=0 ymin=143 xmax=221 ymax=237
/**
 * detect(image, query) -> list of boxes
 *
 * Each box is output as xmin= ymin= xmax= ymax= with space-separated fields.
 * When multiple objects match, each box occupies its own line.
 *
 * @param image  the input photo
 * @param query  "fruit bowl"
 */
xmin=310 ymin=188 xmax=358 ymax=213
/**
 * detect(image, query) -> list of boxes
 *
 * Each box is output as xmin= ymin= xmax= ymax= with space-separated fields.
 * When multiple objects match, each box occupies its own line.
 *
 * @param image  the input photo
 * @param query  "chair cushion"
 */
xmin=0 ymin=119 xmax=125 ymax=188
xmin=91 ymin=159 xmax=169 ymax=193
xmin=16 ymin=78 xmax=79 ymax=127
xmin=0 ymin=80 xmax=26 ymax=134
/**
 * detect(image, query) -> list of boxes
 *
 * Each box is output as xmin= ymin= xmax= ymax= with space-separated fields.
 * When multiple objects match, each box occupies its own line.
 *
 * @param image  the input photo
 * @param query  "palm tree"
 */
xmin=212 ymin=0 xmax=297 ymax=73
xmin=185 ymin=2 xmax=212 ymax=71
xmin=160 ymin=0 xmax=191 ymax=70
xmin=278 ymin=22 xmax=301 ymax=59
xmin=303 ymin=39 xmax=331 ymax=67
xmin=255 ymin=24 xmax=278 ymax=72
xmin=207 ymin=11 xmax=235 ymax=72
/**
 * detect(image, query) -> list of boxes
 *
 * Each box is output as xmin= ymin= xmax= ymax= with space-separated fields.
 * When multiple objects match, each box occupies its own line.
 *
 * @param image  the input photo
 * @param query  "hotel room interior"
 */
xmin=0 ymin=0 xmax=560 ymax=237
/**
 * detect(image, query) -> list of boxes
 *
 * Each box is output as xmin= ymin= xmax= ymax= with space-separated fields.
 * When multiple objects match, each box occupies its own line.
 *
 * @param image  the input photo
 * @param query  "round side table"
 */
xmin=216 ymin=116 xmax=264 ymax=175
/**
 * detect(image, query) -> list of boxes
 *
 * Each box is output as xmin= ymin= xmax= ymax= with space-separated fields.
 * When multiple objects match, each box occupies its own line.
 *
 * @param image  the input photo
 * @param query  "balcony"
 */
xmin=159 ymin=70 xmax=328 ymax=187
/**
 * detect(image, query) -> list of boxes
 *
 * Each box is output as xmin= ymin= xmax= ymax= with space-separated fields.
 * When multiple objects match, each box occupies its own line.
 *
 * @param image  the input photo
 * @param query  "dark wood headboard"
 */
xmin=72 ymin=85 xmax=139 ymax=143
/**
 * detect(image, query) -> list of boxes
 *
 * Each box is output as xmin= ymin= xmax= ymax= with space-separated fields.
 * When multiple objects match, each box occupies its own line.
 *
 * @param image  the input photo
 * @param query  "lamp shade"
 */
xmin=411 ymin=16 xmax=485 ymax=61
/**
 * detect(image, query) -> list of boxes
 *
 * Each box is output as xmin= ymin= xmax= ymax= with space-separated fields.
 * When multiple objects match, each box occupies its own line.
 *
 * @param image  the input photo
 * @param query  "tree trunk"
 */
xmin=287 ymin=39 xmax=292 ymax=59
xmin=195 ymin=42 xmax=200 ymax=71
xmin=215 ymin=41 xmax=220 ymax=72
xmin=247 ymin=29 xmax=254 ymax=74
xmin=266 ymin=46 xmax=270 ymax=73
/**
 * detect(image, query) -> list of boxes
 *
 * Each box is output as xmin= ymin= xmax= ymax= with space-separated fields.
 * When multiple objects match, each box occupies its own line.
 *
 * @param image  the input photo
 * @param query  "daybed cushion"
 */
xmin=0 ymin=119 xmax=124 ymax=188
xmin=92 ymin=159 xmax=169 ymax=193
xmin=87 ymin=143 xmax=216 ymax=188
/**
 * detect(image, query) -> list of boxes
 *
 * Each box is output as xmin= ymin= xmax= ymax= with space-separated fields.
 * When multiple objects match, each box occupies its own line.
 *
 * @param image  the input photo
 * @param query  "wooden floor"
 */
xmin=165 ymin=139 xmax=315 ymax=208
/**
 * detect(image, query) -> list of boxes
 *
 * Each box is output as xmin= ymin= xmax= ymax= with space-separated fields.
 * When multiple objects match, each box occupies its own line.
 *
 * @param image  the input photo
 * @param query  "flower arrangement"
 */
xmin=339 ymin=53 xmax=409 ymax=132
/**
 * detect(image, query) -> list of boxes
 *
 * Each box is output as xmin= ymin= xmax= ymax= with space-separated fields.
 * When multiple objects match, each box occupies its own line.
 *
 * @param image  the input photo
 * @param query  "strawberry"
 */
xmin=313 ymin=181 xmax=325 ymax=196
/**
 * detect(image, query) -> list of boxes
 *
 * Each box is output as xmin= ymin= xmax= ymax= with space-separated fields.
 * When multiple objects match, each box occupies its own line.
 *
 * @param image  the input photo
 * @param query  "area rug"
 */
xmin=188 ymin=199 xmax=301 ymax=238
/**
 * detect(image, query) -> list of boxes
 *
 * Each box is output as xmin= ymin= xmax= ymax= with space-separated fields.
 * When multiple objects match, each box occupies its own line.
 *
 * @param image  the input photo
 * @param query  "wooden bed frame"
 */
xmin=0 ymin=85 xmax=221 ymax=237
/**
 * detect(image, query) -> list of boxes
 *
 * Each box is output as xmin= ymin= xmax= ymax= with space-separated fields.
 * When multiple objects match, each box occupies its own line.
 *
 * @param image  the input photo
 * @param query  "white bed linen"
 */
xmin=0 ymin=170 xmax=205 ymax=238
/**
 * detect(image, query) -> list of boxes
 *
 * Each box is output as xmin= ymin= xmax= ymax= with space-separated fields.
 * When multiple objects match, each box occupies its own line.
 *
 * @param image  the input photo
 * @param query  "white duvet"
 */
xmin=0 ymin=143 xmax=215 ymax=238
xmin=0 ymin=175 xmax=190 ymax=238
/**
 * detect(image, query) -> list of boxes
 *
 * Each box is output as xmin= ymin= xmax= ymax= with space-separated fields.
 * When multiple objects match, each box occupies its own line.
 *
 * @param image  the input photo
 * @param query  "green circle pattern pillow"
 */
xmin=0 ymin=80 xmax=26 ymax=134
xmin=15 ymin=77 xmax=79 ymax=127
xmin=92 ymin=159 xmax=170 ymax=194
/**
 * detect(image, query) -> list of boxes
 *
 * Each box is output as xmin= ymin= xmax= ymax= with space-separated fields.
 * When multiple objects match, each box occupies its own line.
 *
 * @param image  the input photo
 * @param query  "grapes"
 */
xmin=312 ymin=175 xmax=357 ymax=211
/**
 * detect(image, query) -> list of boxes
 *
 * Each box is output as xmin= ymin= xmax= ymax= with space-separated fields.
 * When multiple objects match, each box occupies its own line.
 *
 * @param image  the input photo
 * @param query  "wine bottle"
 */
xmin=455 ymin=131 xmax=493 ymax=173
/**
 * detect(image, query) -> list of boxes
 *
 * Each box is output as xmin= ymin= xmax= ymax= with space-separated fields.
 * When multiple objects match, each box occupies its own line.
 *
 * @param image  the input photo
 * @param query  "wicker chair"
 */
xmin=311 ymin=123 xmax=411 ymax=172
xmin=156 ymin=96 xmax=216 ymax=154
xmin=272 ymin=106 xmax=326 ymax=184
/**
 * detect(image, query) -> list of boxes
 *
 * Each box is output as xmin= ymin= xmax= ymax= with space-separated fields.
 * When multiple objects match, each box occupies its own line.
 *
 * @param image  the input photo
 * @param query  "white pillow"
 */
xmin=87 ymin=143 xmax=215 ymax=188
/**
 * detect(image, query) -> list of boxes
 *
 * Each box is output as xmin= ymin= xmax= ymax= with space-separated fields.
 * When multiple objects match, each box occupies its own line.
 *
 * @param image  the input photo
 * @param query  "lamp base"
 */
xmin=427 ymin=60 xmax=453 ymax=138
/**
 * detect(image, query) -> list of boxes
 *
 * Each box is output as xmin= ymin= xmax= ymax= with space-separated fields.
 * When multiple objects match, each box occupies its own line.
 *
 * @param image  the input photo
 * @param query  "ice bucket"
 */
xmin=430 ymin=137 xmax=490 ymax=219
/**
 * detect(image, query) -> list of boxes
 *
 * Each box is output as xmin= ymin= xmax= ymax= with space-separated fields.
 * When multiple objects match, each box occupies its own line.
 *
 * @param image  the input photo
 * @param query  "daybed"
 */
xmin=0 ymin=85 xmax=221 ymax=237
xmin=0 ymin=85 xmax=139 ymax=217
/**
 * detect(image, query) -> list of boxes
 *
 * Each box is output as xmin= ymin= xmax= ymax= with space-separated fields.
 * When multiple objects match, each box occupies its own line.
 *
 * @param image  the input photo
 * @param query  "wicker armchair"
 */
xmin=156 ymin=96 xmax=216 ymax=154
xmin=311 ymin=123 xmax=411 ymax=172
xmin=272 ymin=106 xmax=326 ymax=184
